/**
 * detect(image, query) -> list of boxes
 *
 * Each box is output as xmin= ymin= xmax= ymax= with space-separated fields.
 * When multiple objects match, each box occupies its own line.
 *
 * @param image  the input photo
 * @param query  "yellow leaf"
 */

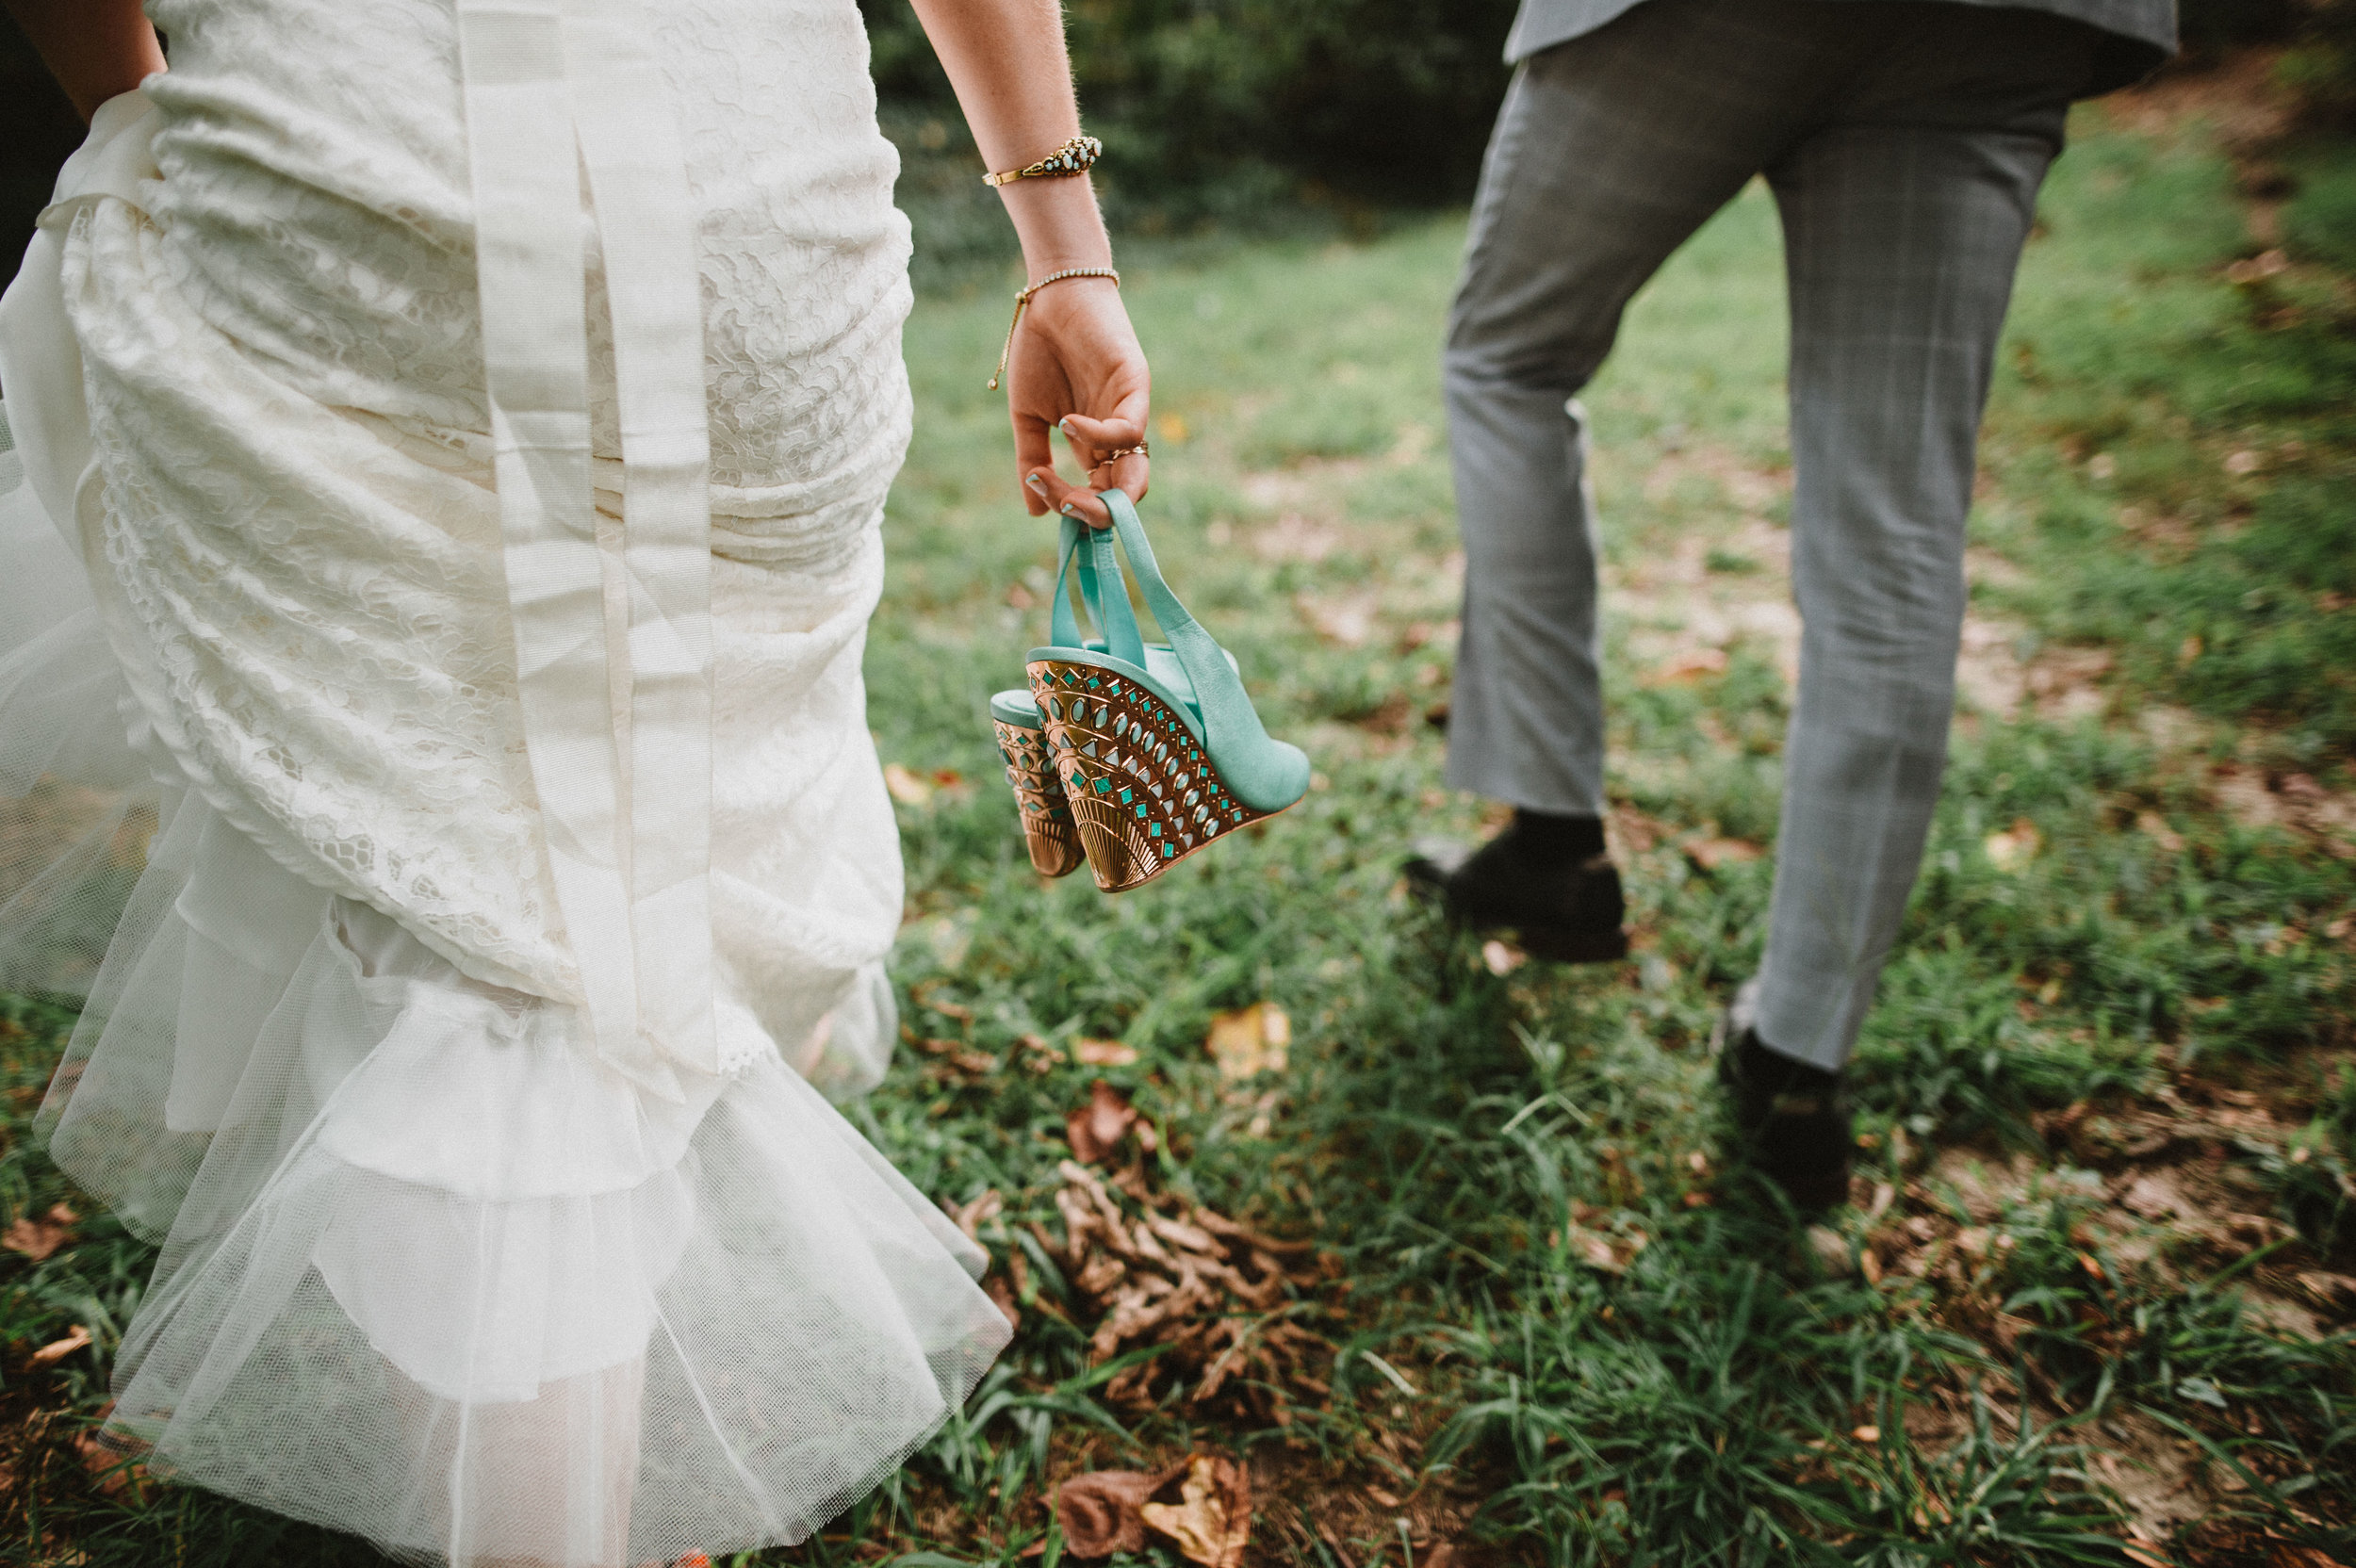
xmin=1685 ymin=837 xmax=1763 ymax=872
xmin=1205 ymin=1003 xmax=1289 ymax=1083
xmin=1481 ymin=939 xmax=1524 ymax=975
xmin=1138 ymin=1453 xmax=1252 ymax=1568
xmin=1072 ymin=1037 xmax=1139 ymax=1067
xmin=883 ymin=762 xmax=932 ymax=807
xmin=1983 ymin=818 xmax=2040 ymax=872
xmin=31 ymin=1323 xmax=92 ymax=1366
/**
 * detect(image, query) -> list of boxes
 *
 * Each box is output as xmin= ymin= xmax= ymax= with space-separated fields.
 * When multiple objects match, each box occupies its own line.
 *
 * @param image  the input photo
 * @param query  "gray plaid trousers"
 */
xmin=1441 ymin=0 xmax=2097 ymax=1068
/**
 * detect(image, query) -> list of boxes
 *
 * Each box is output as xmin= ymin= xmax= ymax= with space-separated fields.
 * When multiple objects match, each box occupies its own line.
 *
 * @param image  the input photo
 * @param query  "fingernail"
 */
xmin=1060 ymin=501 xmax=1079 ymax=516
xmin=1025 ymin=474 xmax=1046 ymax=492
xmin=1057 ymin=416 xmax=1074 ymax=434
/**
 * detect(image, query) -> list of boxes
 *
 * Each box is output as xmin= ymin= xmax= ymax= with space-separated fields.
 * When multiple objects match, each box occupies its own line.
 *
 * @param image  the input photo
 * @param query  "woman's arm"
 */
xmin=908 ymin=0 xmax=1146 ymax=525
xmin=4 ymin=0 xmax=165 ymax=122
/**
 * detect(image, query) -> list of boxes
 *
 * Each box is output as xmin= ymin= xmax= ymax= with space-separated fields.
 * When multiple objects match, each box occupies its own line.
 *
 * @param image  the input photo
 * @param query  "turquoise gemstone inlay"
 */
xmin=1092 ymin=776 xmax=1111 ymax=794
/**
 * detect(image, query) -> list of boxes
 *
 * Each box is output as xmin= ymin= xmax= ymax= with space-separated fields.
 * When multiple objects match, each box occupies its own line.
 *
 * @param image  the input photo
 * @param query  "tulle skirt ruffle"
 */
xmin=40 ymin=786 xmax=1005 ymax=1561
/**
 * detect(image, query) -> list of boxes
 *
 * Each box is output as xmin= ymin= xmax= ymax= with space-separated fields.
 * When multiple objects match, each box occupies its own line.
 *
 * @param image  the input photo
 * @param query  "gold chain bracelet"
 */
xmin=982 ymin=135 xmax=1103 ymax=188
xmin=989 ymin=267 xmax=1120 ymax=391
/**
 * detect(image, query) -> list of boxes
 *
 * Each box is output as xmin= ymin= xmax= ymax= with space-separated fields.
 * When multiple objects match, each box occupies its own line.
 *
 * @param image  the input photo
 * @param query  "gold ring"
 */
xmin=1099 ymin=441 xmax=1149 ymax=463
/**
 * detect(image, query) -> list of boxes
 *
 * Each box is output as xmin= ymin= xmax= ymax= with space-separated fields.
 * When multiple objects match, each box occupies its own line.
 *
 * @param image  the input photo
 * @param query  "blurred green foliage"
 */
xmin=861 ymin=0 xmax=1518 ymax=211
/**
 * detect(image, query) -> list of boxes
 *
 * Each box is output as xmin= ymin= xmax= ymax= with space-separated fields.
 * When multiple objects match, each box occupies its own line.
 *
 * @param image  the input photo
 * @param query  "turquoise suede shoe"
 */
xmin=1010 ymin=489 xmax=1311 ymax=893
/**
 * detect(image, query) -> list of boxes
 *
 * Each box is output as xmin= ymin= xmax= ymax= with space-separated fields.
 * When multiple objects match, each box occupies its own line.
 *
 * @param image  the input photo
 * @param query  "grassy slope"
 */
xmin=6 ymin=72 xmax=2355 ymax=1568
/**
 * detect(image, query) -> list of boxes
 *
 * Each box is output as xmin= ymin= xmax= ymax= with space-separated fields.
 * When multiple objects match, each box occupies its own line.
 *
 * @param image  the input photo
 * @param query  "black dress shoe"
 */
xmin=1403 ymin=814 xmax=1628 ymax=963
xmin=1713 ymin=987 xmax=1852 ymax=1211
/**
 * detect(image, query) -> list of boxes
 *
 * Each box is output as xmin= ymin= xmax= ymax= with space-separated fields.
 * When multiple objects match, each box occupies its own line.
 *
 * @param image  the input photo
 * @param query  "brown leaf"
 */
xmin=1057 ymin=1465 xmax=1180 ymax=1558
xmin=74 ymin=1425 xmax=147 ymax=1499
xmin=1139 ymin=1452 xmax=1252 ymax=1568
xmin=945 ymin=1188 xmax=1004 ymax=1240
xmin=1073 ymin=1037 xmax=1139 ymax=1067
xmin=1067 ymin=1080 xmax=1138 ymax=1164
xmin=30 ymin=1324 xmax=91 ymax=1366
xmin=1563 ymin=1221 xmax=1646 ymax=1274
xmin=2298 ymin=1271 xmax=2356 ymax=1309
xmin=2268 ymin=1546 xmax=2352 ymax=1568
xmin=1683 ymin=836 xmax=1763 ymax=872
xmin=2 ymin=1202 xmax=78 ymax=1263
xmin=1645 ymin=646 xmax=1728 ymax=686
xmin=1205 ymin=1003 xmax=1289 ymax=1083
xmin=984 ymin=1274 xmax=1022 ymax=1332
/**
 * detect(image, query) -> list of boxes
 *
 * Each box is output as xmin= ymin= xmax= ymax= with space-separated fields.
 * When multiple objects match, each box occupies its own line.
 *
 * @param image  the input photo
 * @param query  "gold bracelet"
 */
xmin=982 ymin=135 xmax=1102 ymax=188
xmin=989 ymin=267 xmax=1119 ymax=391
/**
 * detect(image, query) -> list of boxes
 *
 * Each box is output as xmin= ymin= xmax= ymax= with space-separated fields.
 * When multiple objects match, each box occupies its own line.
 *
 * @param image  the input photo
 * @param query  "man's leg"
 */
xmin=1429 ymin=0 xmax=1863 ymax=956
xmin=1444 ymin=0 xmax=1850 ymax=818
xmin=1751 ymin=13 xmax=2096 ymax=1074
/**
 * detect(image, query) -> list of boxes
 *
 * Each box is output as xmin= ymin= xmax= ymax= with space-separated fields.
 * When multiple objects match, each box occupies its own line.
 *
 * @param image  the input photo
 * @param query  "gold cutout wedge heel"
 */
xmin=1027 ymin=659 xmax=1281 ymax=892
xmin=990 ymin=689 xmax=1086 ymax=877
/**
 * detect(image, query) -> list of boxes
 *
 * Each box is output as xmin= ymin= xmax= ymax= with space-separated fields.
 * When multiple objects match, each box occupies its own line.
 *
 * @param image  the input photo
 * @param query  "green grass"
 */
xmin=8 ymin=76 xmax=2356 ymax=1568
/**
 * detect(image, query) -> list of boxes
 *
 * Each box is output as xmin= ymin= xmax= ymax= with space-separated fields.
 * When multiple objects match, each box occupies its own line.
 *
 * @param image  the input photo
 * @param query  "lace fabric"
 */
xmin=0 ymin=0 xmax=1012 ymax=1558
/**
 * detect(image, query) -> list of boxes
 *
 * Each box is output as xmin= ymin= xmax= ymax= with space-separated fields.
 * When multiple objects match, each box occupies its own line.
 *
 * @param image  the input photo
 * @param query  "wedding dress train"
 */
xmin=0 ymin=0 xmax=1009 ymax=1560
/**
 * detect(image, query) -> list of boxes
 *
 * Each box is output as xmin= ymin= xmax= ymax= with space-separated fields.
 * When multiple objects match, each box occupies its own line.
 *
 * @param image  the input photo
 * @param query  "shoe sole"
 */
xmin=992 ymin=716 xmax=1087 ymax=878
xmin=1517 ymin=924 xmax=1630 ymax=964
xmin=1029 ymin=657 xmax=1290 ymax=892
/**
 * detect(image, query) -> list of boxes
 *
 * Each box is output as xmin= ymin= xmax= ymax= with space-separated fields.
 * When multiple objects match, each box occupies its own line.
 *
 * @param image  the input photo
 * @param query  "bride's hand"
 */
xmin=1006 ymin=275 xmax=1149 ymax=530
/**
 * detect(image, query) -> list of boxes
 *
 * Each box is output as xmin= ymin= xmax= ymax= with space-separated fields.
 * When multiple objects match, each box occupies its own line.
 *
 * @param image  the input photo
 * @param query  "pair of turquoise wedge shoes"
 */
xmin=989 ymin=489 xmax=1312 ymax=893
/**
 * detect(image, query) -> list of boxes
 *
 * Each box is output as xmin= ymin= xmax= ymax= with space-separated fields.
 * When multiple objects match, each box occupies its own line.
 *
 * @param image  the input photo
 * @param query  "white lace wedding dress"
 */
xmin=0 ymin=0 xmax=1009 ymax=1561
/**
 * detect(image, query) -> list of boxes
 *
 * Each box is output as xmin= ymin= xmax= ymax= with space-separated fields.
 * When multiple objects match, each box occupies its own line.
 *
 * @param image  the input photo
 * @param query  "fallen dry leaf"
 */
xmin=30 ymin=1324 xmax=92 ymax=1367
xmin=1853 ymin=1425 xmax=1882 ymax=1443
xmin=2135 ymin=811 xmax=2186 ymax=855
xmin=1072 ymin=1037 xmax=1138 ymax=1068
xmin=2121 ymin=1172 xmax=2184 ymax=1220
xmin=945 ymin=1188 xmax=1004 ymax=1240
xmin=73 ymin=1422 xmax=148 ymax=1500
xmin=1684 ymin=836 xmax=1763 ymax=873
xmin=1 ymin=1202 xmax=78 ymax=1263
xmin=1645 ymin=646 xmax=1728 ymax=686
xmin=1048 ymin=1161 xmax=1329 ymax=1423
xmin=2298 ymin=1271 xmax=2356 ymax=1311
xmin=1983 ymin=818 xmax=2041 ymax=872
xmin=1205 ymin=1003 xmax=1290 ymax=1083
xmin=2266 ymin=1544 xmax=2348 ymax=1568
xmin=1481 ymin=939 xmax=1524 ymax=975
xmin=1562 ymin=1220 xmax=1646 ymax=1275
xmin=1139 ymin=1453 xmax=1252 ymax=1568
xmin=1298 ymin=592 xmax=1380 ymax=649
xmin=985 ymin=1274 xmax=1022 ymax=1332
xmin=1057 ymin=1466 xmax=1180 ymax=1557
xmin=1067 ymin=1081 xmax=1138 ymax=1165
xmin=882 ymin=761 xmax=932 ymax=807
